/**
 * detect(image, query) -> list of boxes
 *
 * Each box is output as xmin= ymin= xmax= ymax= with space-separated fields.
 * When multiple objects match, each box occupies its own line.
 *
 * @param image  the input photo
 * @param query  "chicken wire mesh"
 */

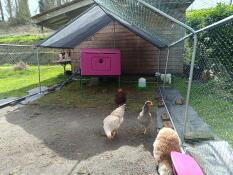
xmin=185 ymin=21 xmax=233 ymax=146
xmin=0 ymin=44 xmax=65 ymax=100
xmin=155 ymin=10 xmax=233 ymax=175
xmin=94 ymin=0 xmax=190 ymax=46
xmin=157 ymin=24 xmax=233 ymax=175
xmin=130 ymin=0 xmax=233 ymax=145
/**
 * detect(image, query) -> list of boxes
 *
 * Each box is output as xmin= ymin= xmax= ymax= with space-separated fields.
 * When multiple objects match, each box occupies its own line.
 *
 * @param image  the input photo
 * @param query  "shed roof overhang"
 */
xmin=31 ymin=0 xmax=94 ymax=30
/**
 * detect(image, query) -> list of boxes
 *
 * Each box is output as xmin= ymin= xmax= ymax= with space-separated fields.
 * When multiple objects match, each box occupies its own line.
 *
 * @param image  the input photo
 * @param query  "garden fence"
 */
xmin=0 ymin=44 xmax=65 ymax=101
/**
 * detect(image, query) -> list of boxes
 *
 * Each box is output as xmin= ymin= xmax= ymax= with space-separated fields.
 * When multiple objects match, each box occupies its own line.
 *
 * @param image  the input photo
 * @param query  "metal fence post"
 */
xmin=36 ymin=47 xmax=42 ymax=94
xmin=183 ymin=34 xmax=198 ymax=141
xmin=155 ymin=49 xmax=161 ymax=84
xmin=163 ymin=47 xmax=170 ymax=89
xmin=157 ymin=49 xmax=160 ymax=73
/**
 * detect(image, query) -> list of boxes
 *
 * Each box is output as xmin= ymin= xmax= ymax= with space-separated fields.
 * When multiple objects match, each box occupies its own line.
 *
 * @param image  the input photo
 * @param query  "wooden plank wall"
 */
xmin=71 ymin=22 xmax=184 ymax=75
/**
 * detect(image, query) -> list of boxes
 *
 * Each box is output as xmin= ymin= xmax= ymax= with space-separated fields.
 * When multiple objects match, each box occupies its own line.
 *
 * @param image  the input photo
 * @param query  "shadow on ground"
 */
xmin=5 ymin=104 xmax=156 ymax=161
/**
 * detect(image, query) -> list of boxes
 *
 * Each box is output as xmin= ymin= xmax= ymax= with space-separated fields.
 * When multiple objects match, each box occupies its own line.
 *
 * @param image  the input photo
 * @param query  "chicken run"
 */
xmin=1 ymin=0 xmax=233 ymax=174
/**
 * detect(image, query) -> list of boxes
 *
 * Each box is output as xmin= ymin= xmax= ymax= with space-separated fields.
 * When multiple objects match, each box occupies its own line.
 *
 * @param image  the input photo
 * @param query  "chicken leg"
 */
xmin=143 ymin=128 xmax=148 ymax=134
xmin=112 ymin=129 xmax=117 ymax=138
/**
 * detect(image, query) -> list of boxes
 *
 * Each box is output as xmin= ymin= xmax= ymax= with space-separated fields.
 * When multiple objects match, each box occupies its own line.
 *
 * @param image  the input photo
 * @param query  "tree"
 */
xmin=39 ymin=0 xmax=71 ymax=13
xmin=39 ymin=0 xmax=45 ymax=12
xmin=40 ymin=0 xmax=55 ymax=11
xmin=5 ymin=0 xmax=13 ymax=19
xmin=0 ymin=0 xmax=4 ymax=21
xmin=16 ymin=0 xmax=30 ymax=24
xmin=62 ymin=0 xmax=72 ymax=3
xmin=57 ymin=0 xmax=61 ymax=6
xmin=15 ymin=0 xmax=18 ymax=14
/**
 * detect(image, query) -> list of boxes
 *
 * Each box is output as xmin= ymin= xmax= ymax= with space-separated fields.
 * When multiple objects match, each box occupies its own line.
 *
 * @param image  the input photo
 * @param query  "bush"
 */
xmin=186 ymin=3 xmax=233 ymax=75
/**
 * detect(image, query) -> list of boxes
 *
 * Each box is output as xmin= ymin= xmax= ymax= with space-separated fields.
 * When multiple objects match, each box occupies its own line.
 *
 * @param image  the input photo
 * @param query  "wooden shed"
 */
xmin=34 ymin=0 xmax=193 ymax=75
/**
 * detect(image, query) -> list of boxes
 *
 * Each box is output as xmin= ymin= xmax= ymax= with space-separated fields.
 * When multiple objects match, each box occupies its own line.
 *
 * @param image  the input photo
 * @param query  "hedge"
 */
xmin=185 ymin=3 xmax=233 ymax=75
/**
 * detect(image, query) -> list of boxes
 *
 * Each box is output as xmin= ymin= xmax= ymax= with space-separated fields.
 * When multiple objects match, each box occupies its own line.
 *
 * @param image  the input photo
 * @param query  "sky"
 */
xmin=2 ymin=0 xmax=232 ymax=18
xmin=188 ymin=0 xmax=231 ymax=10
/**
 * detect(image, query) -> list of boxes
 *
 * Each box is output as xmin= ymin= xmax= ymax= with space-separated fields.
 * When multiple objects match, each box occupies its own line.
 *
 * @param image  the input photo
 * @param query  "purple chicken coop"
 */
xmin=80 ymin=48 xmax=121 ymax=76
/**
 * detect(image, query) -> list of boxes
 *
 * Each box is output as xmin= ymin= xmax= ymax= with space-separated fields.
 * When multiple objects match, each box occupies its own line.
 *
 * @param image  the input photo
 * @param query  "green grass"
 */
xmin=0 ymin=64 xmax=66 ymax=99
xmin=173 ymin=77 xmax=233 ymax=147
xmin=35 ymin=79 xmax=157 ymax=114
xmin=1 ymin=64 xmax=157 ymax=114
xmin=0 ymin=35 xmax=47 ymax=44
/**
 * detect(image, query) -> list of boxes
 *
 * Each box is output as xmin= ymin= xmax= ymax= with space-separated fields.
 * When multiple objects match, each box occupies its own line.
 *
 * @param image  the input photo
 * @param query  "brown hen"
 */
xmin=114 ymin=88 xmax=127 ymax=106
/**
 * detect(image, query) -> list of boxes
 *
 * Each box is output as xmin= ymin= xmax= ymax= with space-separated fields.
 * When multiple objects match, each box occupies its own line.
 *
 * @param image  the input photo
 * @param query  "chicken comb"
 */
xmin=117 ymin=88 xmax=123 ymax=93
xmin=145 ymin=100 xmax=153 ymax=106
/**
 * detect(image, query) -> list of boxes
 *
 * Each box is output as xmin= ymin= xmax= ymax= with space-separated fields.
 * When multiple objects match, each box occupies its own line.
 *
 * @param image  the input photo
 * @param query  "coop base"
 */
xmin=80 ymin=76 xmax=121 ymax=96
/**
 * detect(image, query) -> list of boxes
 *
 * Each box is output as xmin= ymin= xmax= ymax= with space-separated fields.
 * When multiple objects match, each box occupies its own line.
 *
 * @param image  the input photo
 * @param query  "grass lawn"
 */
xmin=173 ymin=77 xmax=233 ymax=147
xmin=0 ymin=35 xmax=47 ymax=44
xmin=34 ymin=78 xmax=157 ymax=114
xmin=1 ymin=63 xmax=156 ymax=114
xmin=0 ymin=64 xmax=66 ymax=99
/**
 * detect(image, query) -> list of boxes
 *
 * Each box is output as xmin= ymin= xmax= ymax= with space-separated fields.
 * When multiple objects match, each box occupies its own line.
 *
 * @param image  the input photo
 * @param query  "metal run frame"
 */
xmin=138 ymin=0 xmax=233 ymax=142
xmin=36 ymin=47 xmax=42 ymax=94
xmin=163 ymin=47 xmax=170 ymax=89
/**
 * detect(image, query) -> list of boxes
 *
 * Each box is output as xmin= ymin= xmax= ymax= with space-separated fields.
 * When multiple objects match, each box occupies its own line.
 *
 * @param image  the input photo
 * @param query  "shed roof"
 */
xmin=38 ymin=5 xmax=168 ymax=49
xmin=31 ymin=0 xmax=94 ymax=30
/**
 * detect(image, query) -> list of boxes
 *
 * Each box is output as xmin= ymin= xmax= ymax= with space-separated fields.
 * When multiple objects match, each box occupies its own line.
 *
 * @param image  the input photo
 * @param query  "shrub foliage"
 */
xmin=186 ymin=3 xmax=233 ymax=75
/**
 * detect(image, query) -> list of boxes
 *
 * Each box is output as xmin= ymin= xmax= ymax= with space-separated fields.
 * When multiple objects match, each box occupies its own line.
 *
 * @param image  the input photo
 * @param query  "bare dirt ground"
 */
xmin=0 ymin=104 xmax=158 ymax=175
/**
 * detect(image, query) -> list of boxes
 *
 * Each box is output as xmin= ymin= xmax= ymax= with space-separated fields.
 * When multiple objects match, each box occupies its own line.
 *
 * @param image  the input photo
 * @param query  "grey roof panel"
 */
xmin=38 ymin=6 xmax=112 ymax=48
xmin=38 ymin=5 xmax=168 ymax=49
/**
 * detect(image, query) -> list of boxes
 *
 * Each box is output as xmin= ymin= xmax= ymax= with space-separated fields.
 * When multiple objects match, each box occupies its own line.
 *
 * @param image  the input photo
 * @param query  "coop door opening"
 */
xmin=91 ymin=55 xmax=111 ymax=71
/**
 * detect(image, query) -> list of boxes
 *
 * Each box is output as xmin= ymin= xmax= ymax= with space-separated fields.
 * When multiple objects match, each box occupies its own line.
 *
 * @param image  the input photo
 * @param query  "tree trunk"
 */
xmin=0 ymin=0 xmax=4 ymax=21
xmin=17 ymin=0 xmax=30 ymax=24
xmin=57 ymin=0 xmax=61 ymax=6
xmin=6 ymin=0 xmax=13 ymax=19
xmin=62 ymin=0 xmax=70 ymax=4
xmin=39 ymin=0 xmax=45 ymax=13
xmin=15 ymin=0 xmax=18 ymax=14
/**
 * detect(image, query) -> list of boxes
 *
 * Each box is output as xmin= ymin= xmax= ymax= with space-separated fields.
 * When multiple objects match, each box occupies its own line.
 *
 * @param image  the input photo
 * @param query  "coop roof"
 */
xmin=37 ymin=5 xmax=168 ymax=49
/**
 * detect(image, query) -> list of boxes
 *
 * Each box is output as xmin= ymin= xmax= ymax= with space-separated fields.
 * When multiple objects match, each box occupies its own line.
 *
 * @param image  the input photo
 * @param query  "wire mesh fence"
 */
xmin=143 ymin=1 xmax=233 ymax=148
xmin=94 ymin=0 xmax=187 ymax=46
xmin=186 ymin=21 xmax=233 ymax=146
xmin=174 ymin=16 xmax=233 ymax=147
xmin=0 ymin=44 xmax=65 ymax=100
xmin=157 ymin=20 xmax=233 ymax=175
xmin=93 ymin=0 xmax=233 ymax=150
xmin=0 ymin=0 xmax=233 ymax=173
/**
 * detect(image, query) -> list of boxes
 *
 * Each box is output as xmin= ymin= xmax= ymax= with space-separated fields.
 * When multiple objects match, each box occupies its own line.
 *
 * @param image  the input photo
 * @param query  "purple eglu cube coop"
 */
xmin=80 ymin=48 xmax=121 ymax=76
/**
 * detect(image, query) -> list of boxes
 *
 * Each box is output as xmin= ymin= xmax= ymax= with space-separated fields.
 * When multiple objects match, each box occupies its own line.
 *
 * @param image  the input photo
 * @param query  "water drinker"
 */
xmin=138 ymin=77 xmax=146 ymax=89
